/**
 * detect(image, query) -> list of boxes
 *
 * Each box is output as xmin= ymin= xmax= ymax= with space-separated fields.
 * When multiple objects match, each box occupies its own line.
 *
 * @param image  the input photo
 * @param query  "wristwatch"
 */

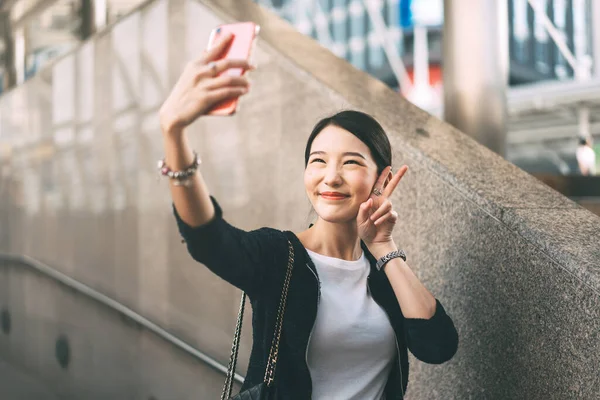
xmin=376 ymin=250 xmax=407 ymax=271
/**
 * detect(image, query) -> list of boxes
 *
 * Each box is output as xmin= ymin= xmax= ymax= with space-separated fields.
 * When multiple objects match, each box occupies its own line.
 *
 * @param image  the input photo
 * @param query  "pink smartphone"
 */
xmin=206 ymin=22 xmax=260 ymax=116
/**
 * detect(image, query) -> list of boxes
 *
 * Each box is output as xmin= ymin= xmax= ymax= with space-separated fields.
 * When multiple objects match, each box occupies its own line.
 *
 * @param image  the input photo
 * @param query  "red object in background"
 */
xmin=402 ymin=63 xmax=443 ymax=109
xmin=403 ymin=64 xmax=443 ymax=92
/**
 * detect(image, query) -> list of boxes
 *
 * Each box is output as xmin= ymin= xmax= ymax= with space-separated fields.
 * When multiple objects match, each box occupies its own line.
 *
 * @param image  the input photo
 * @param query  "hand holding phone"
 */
xmin=206 ymin=22 xmax=260 ymax=116
xmin=159 ymin=23 xmax=258 ymax=134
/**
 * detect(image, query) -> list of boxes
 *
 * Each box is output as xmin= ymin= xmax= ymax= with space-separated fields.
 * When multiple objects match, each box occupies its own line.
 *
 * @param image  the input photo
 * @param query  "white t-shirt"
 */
xmin=306 ymin=249 xmax=396 ymax=400
xmin=576 ymin=145 xmax=597 ymax=175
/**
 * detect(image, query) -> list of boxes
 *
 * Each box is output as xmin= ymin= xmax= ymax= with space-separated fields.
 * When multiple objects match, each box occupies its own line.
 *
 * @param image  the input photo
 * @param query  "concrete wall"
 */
xmin=0 ymin=0 xmax=599 ymax=398
xmin=0 ymin=258 xmax=234 ymax=399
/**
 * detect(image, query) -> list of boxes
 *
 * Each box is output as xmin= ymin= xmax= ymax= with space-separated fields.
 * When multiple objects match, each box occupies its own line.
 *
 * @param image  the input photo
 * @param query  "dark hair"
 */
xmin=304 ymin=110 xmax=392 ymax=174
xmin=579 ymin=137 xmax=589 ymax=146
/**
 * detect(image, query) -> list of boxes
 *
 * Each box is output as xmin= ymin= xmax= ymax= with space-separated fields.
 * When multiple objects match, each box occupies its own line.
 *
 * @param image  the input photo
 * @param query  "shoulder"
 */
xmin=253 ymin=227 xmax=305 ymax=247
xmin=251 ymin=227 xmax=294 ymax=263
xmin=251 ymin=226 xmax=290 ymax=252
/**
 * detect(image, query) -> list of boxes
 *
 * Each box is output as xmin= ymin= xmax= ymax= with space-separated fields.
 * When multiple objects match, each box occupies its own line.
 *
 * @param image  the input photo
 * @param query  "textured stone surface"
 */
xmin=0 ymin=0 xmax=599 ymax=398
xmin=404 ymin=169 xmax=600 ymax=399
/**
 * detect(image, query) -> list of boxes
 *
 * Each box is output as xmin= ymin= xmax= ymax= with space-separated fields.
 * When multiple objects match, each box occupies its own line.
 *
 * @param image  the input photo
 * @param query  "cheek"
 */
xmin=349 ymin=171 xmax=376 ymax=195
xmin=304 ymin=170 xmax=317 ymax=193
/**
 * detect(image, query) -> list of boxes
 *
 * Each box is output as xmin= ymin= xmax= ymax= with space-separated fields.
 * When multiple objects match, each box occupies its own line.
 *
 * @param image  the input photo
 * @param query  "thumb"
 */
xmin=356 ymin=198 xmax=373 ymax=225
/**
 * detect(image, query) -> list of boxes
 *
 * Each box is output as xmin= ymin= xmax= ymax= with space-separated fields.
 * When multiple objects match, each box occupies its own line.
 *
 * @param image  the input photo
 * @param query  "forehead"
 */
xmin=310 ymin=125 xmax=370 ymax=154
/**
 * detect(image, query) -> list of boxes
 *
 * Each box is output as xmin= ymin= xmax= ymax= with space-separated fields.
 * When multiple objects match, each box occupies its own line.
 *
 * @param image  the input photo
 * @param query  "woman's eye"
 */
xmin=311 ymin=158 xmax=325 ymax=163
xmin=344 ymin=160 xmax=361 ymax=165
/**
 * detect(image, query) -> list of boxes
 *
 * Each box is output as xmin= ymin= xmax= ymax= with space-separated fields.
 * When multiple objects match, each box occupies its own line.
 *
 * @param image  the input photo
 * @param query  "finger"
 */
xmin=372 ymin=166 xmax=392 ymax=197
xmin=196 ymin=58 xmax=254 ymax=81
xmin=203 ymin=75 xmax=249 ymax=91
xmin=204 ymin=86 xmax=249 ymax=105
xmin=357 ymin=198 xmax=373 ymax=224
xmin=374 ymin=210 xmax=399 ymax=226
xmin=213 ymin=58 xmax=255 ymax=76
xmin=383 ymin=165 xmax=409 ymax=198
xmin=369 ymin=200 xmax=392 ymax=222
xmin=202 ymin=32 xmax=234 ymax=61
xmin=197 ymin=59 xmax=253 ymax=80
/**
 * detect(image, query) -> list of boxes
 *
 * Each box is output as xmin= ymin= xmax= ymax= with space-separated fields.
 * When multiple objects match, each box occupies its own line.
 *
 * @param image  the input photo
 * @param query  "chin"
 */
xmin=313 ymin=205 xmax=357 ymax=224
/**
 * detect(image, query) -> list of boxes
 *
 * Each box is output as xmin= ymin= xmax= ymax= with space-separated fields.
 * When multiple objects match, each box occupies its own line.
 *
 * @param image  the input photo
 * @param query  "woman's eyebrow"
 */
xmin=309 ymin=151 xmax=366 ymax=160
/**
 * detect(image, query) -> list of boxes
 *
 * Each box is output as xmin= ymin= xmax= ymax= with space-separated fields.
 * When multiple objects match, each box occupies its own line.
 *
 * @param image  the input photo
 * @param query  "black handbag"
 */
xmin=221 ymin=240 xmax=295 ymax=400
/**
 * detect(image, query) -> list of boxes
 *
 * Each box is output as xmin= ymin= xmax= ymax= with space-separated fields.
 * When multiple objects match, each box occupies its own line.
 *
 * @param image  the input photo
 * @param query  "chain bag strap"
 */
xmin=220 ymin=240 xmax=295 ymax=400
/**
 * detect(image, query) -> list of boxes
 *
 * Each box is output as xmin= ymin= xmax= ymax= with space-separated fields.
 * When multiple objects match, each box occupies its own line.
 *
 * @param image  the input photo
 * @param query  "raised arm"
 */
xmin=159 ymin=32 xmax=252 ymax=227
xmin=160 ymin=33 xmax=274 ymax=295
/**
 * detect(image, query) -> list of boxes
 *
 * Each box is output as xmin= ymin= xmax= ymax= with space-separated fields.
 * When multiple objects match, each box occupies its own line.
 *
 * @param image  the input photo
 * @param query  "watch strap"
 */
xmin=376 ymin=250 xmax=407 ymax=271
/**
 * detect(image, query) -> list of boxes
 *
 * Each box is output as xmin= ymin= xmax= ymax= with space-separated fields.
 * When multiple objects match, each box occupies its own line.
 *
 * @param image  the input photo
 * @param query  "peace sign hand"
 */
xmin=356 ymin=165 xmax=409 ymax=250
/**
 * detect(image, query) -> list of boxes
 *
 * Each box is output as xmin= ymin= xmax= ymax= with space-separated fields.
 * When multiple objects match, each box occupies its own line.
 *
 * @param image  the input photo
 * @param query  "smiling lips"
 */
xmin=320 ymin=192 xmax=350 ymax=200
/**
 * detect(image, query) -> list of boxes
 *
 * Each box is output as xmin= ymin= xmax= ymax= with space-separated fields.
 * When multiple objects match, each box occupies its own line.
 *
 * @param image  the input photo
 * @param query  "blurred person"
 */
xmin=158 ymin=33 xmax=458 ymax=400
xmin=576 ymin=136 xmax=597 ymax=176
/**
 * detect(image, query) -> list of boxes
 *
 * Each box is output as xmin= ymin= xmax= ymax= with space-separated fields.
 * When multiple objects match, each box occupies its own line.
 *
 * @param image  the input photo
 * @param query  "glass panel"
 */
xmin=24 ymin=0 xmax=79 ymax=81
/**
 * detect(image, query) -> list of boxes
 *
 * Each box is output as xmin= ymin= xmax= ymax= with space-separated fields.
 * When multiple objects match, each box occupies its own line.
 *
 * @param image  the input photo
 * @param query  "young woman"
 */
xmin=159 ymin=33 xmax=458 ymax=400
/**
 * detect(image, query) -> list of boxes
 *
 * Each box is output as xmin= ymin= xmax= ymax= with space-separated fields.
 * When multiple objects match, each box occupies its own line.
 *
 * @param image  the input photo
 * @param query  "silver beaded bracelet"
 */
xmin=158 ymin=152 xmax=201 ymax=186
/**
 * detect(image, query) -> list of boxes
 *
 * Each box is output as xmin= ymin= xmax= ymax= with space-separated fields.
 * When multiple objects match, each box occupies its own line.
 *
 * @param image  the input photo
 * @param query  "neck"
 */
xmin=305 ymin=218 xmax=363 ymax=261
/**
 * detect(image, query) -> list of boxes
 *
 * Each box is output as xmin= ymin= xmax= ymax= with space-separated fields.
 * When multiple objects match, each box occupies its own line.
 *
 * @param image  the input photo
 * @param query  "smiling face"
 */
xmin=304 ymin=124 xmax=380 ymax=224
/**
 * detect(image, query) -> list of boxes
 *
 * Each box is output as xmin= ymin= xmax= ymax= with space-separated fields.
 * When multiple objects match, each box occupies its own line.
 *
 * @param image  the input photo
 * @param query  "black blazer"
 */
xmin=174 ymin=197 xmax=458 ymax=399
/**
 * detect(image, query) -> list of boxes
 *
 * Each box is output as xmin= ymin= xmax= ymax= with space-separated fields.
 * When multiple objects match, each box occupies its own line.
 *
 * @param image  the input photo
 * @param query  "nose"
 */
xmin=324 ymin=164 xmax=343 ymax=187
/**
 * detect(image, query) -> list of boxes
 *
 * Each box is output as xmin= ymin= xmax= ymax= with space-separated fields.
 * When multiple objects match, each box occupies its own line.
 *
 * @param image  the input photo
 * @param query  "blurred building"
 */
xmin=0 ymin=0 xmax=146 ymax=91
xmin=1 ymin=0 xmax=599 ymax=176
xmin=260 ymin=0 xmax=599 ymax=175
xmin=509 ymin=0 xmax=594 ymax=84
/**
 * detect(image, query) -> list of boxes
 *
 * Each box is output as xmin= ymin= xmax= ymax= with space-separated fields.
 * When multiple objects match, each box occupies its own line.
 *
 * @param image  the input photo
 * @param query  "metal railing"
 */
xmin=0 ymin=253 xmax=244 ymax=385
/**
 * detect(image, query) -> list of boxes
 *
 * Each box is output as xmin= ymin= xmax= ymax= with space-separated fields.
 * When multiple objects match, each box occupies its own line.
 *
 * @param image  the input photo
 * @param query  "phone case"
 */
xmin=206 ymin=22 xmax=260 ymax=116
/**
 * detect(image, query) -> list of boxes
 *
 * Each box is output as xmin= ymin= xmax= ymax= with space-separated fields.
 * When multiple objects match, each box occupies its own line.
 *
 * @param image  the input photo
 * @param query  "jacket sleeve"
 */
xmin=403 ymin=299 xmax=459 ymax=364
xmin=173 ymin=196 xmax=282 ymax=298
